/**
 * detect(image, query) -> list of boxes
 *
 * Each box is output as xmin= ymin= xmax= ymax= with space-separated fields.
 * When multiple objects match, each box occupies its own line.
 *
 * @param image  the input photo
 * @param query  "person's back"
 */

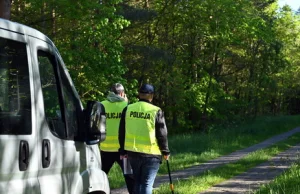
xmin=125 ymin=101 xmax=161 ymax=155
xmin=119 ymin=84 xmax=170 ymax=194
xmin=100 ymin=83 xmax=134 ymax=194
xmin=101 ymin=99 xmax=127 ymax=152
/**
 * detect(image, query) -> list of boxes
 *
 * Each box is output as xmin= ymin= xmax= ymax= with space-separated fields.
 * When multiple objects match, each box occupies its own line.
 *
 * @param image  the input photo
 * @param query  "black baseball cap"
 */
xmin=139 ymin=84 xmax=154 ymax=94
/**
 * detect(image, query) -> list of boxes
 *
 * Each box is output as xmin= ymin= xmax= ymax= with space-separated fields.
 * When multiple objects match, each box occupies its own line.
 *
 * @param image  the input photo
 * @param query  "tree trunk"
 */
xmin=0 ymin=0 xmax=11 ymax=20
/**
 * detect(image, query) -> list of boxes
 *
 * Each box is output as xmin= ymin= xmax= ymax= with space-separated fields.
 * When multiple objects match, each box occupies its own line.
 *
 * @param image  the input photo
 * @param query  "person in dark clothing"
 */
xmin=119 ymin=83 xmax=170 ymax=194
xmin=100 ymin=83 xmax=134 ymax=194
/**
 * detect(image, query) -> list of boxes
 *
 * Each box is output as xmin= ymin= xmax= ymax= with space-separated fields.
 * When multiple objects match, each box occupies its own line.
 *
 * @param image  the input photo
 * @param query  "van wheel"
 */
xmin=87 ymin=191 xmax=106 ymax=194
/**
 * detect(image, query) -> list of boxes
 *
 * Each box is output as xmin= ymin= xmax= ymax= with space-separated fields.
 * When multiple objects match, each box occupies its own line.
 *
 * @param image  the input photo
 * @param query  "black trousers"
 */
xmin=101 ymin=151 xmax=135 ymax=194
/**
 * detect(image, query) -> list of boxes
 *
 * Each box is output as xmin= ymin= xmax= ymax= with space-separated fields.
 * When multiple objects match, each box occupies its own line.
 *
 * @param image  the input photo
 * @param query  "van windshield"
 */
xmin=0 ymin=37 xmax=31 ymax=135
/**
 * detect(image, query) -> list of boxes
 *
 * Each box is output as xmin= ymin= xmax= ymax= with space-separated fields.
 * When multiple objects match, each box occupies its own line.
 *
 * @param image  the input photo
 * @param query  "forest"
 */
xmin=1 ymin=0 xmax=300 ymax=134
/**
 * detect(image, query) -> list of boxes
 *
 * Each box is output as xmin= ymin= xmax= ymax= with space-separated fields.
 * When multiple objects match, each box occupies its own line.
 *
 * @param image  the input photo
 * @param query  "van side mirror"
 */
xmin=84 ymin=101 xmax=106 ymax=145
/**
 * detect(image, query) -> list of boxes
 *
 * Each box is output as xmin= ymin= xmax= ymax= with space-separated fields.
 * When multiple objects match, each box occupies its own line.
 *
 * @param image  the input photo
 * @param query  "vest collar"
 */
xmin=139 ymin=99 xmax=152 ymax=104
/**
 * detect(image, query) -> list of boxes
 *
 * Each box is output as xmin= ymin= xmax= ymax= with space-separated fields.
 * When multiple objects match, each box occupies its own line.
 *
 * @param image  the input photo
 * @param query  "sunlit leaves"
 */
xmin=11 ymin=0 xmax=130 ymax=102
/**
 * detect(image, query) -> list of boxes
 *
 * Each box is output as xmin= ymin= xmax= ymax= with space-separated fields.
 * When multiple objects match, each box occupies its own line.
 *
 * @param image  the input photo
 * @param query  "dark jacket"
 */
xmin=118 ymin=99 xmax=170 ymax=160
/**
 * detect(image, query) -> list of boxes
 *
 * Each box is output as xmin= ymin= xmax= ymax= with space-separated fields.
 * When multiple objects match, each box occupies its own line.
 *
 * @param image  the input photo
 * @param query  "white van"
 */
xmin=0 ymin=18 xmax=110 ymax=194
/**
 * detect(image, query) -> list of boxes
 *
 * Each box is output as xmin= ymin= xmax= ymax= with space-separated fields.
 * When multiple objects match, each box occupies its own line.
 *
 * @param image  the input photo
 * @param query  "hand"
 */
xmin=163 ymin=154 xmax=170 ymax=160
xmin=124 ymin=94 xmax=128 ymax=102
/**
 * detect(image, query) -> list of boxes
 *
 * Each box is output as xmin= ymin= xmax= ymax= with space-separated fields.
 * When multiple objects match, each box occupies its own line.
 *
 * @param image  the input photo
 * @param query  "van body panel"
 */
xmin=0 ymin=18 xmax=53 ymax=46
xmin=0 ymin=18 xmax=109 ymax=194
xmin=29 ymin=35 xmax=72 ymax=194
xmin=71 ymin=145 xmax=109 ymax=194
xmin=0 ymin=140 xmax=40 ymax=194
xmin=77 ymin=168 xmax=110 ymax=194
xmin=0 ymin=22 xmax=40 ymax=194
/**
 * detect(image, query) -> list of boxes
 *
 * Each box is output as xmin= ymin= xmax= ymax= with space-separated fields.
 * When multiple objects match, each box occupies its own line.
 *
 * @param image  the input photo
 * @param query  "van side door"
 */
xmin=29 ymin=37 xmax=87 ymax=194
xmin=0 ymin=28 xmax=40 ymax=193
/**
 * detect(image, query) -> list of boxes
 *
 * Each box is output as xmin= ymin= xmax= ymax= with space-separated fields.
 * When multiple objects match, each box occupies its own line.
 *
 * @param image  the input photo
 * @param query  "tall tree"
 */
xmin=0 ymin=0 xmax=11 ymax=19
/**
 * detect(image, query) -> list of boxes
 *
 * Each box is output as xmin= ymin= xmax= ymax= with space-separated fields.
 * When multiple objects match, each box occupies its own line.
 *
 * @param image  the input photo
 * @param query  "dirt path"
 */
xmin=199 ymin=144 xmax=300 ymax=194
xmin=111 ymin=127 xmax=300 ymax=194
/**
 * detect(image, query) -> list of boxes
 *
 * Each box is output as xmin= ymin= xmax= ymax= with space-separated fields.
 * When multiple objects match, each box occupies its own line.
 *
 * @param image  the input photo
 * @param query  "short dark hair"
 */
xmin=111 ymin=83 xmax=124 ymax=95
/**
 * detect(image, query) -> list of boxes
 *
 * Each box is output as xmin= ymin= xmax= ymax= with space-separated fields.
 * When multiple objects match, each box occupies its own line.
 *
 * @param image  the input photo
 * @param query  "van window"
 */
xmin=38 ymin=50 xmax=79 ymax=139
xmin=58 ymin=64 xmax=79 ymax=139
xmin=0 ymin=37 xmax=32 ymax=135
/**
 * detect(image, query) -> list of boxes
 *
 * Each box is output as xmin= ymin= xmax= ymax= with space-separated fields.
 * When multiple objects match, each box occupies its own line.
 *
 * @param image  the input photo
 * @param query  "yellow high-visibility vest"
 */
xmin=125 ymin=101 xmax=161 ymax=155
xmin=101 ymin=100 xmax=127 ymax=152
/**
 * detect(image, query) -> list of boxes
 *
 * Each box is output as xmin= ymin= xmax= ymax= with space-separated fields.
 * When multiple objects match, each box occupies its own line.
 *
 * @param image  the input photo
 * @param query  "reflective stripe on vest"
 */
xmin=124 ymin=101 xmax=161 ymax=155
xmin=101 ymin=100 xmax=127 ymax=152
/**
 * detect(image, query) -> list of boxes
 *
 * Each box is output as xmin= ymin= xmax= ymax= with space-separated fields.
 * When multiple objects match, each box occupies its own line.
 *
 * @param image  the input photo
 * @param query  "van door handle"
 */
xmin=42 ymin=139 xmax=51 ymax=168
xmin=19 ymin=140 xmax=29 ymax=171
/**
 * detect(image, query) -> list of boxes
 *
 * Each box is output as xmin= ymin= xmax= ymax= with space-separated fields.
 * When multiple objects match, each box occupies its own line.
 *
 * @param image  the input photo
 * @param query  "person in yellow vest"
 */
xmin=119 ymin=83 xmax=170 ymax=194
xmin=100 ymin=83 xmax=134 ymax=194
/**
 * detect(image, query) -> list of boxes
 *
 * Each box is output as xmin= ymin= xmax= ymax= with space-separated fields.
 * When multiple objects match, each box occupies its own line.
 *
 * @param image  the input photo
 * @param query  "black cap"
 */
xmin=139 ymin=84 xmax=154 ymax=94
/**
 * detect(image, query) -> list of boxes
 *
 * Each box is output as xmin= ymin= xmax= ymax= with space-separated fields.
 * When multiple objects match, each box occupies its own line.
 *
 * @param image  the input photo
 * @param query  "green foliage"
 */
xmin=8 ymin=0 xmax=300 ymax=131
xmin=11 ymin=0 xmax=130 ymax=102
xmin=120 ymin=0 xmax=300 ymax=131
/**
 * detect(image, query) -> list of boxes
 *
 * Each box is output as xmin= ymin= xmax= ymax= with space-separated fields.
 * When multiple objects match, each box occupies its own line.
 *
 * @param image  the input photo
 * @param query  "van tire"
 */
xmin=87 ymin=191 xmax=106 ymax=194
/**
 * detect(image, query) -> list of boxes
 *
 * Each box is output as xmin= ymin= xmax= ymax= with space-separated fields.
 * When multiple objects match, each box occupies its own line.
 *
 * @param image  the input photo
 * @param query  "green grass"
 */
xmin=254 ymin=163 xmax=300 ymax=194
xmin=107 ymin=115 xmax=300 ymax=189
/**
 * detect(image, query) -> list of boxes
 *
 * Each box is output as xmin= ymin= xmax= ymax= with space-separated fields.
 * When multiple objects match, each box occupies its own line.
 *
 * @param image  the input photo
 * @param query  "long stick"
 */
xmin=166 ymin=159 xmax=174 ymax=194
